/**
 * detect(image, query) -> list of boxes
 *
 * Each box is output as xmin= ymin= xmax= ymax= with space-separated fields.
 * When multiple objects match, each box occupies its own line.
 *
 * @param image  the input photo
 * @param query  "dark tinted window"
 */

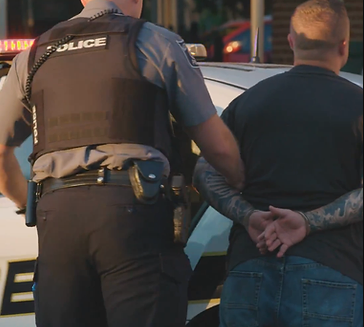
xmin=7 ymin=0 xmax=82 ymax=38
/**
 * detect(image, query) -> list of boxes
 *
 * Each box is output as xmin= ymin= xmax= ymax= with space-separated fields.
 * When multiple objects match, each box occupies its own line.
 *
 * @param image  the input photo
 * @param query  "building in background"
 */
xmin=272 ymin=0 xmax=363 ymax=74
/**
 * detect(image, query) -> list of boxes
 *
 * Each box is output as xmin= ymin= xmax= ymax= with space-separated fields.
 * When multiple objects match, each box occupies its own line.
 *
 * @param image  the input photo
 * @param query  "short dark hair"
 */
xmin=291 ymin=0 xmax=349 ymax=53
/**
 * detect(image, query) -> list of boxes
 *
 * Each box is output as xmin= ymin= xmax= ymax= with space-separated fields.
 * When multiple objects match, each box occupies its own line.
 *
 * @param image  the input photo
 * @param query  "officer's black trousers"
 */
xmin=34 ymin=185 xmax=192 ymax=327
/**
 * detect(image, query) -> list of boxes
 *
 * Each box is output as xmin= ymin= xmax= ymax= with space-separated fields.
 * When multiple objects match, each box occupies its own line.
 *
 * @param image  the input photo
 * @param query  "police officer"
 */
xmin=0 ymin=0 xmax=245 ymax=326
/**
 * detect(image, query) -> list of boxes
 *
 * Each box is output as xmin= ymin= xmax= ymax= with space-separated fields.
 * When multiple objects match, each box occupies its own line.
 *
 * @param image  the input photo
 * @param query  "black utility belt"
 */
xmin=24 ymin=160 xmax=190 ymax=246
xmin=41 ymin=169 xmax=133 ymax=196
xmin=39 ymin=161 xmax=168 ymax=205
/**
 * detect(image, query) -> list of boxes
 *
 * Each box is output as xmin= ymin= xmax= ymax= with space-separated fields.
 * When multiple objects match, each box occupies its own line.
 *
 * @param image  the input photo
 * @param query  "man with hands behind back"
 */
xmin=194 ymin=1 xmax=363 ymax=326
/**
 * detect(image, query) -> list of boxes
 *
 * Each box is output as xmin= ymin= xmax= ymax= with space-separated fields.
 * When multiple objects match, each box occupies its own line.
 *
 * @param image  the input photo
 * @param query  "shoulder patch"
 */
xmin=176 ymin=40 xmax=199 ymax=68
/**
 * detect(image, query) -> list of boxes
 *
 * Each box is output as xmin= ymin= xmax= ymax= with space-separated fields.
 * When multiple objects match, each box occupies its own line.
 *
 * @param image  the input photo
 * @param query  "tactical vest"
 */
xmin=28 ymin=12 xmax=173 ymax=163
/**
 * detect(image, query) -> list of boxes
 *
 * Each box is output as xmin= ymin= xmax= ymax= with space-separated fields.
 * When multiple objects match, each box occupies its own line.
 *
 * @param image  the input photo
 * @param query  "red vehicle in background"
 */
xmin=204 ymin=17 xmax=272 ymax=63
xmin=223 ymin=17 xmax=272 ymax=63
xmin=201 ymin=20 xmax=248 ymax=61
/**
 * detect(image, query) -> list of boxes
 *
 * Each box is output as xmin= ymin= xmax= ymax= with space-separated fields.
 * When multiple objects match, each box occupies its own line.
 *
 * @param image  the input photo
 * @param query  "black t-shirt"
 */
xmin=222 ymin=65 xmax=363 ymax=284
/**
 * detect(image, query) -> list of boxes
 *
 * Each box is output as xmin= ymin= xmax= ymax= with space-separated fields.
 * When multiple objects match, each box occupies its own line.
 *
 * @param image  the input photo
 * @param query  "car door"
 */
xmin=0 ymin=65 xmax=37 ymax=326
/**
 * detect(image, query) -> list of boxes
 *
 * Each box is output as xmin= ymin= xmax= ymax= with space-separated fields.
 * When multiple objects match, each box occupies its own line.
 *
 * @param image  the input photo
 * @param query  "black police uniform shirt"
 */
xmin=0 ymin=0 xmax=217 ymax=181
xmin=221 ymin=65 xmax=363 ymax=284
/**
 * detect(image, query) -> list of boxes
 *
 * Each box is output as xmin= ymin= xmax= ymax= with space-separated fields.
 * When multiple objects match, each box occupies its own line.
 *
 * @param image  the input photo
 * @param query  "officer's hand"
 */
xmin=257 ymin=206 xmax=308 ymax=258
xmin=247 ymin=210 xmax=275 ymax=245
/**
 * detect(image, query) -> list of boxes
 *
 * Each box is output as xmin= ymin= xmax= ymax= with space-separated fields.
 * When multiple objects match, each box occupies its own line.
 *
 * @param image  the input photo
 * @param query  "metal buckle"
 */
xmin=97 ymin=168 xmax=106 ymax=184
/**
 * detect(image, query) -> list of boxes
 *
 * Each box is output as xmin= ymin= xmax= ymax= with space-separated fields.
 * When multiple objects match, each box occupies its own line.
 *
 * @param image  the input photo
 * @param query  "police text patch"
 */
xmin=176 ymin=40 xmax=199 ymax=68
xmin=46 ymin=36 xmax=108 ymax=56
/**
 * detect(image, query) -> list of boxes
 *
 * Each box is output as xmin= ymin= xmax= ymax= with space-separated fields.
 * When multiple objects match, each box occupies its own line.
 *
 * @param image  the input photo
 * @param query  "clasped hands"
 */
xmin=247 ymin=207 xmax=310 ymax=258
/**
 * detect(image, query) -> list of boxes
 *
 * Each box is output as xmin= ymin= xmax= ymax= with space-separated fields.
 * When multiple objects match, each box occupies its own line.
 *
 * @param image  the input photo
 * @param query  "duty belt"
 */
xmin=40 ymin=168 xmax=133 ymax=198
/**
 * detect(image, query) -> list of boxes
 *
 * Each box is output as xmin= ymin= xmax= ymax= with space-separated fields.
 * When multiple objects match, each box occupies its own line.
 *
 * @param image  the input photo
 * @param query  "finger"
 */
xmin=265 ymin=232 xmax=278 ymax=247
xmin=257 ymin=232 xmax=265 ymax=242
xmin=264 ymin=223 xmax=277 ymax=240
xmin=277 ymin=244 xmax=289 ymax=258
xmin=260 ymin=248 xmax=268 ymax=255
xmin=256 ymin=240 xmax=267 ymax=249
xmin=269 ymin=206 xmax=290 ymax=218
xmin=268 ymin=239 xmax=282 ymax=252
xmin=259 ymin=211 xmax=276 ymax=221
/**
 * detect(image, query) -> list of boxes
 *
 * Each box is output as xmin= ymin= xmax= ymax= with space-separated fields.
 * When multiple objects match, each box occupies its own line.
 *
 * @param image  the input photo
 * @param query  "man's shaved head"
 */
xmin=289 ymin=0 xmax=350 ymax=62
xmin=81 ymin=0 xmax=143 ymax=18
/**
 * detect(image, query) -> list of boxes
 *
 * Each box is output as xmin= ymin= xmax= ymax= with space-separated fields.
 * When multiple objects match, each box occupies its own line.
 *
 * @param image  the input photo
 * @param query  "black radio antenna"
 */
xmin=250 ymin=28 xmax=261 ymax=64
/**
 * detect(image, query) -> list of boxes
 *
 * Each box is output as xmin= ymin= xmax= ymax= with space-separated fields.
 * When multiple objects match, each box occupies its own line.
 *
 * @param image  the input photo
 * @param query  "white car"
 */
xmin=1 ymin=48 xmax=363 ymax=326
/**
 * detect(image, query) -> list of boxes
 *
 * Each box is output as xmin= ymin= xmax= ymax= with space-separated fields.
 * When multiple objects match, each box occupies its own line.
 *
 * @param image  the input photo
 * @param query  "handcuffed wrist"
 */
xmin=297 ymin=211 xmax=311 ymax=236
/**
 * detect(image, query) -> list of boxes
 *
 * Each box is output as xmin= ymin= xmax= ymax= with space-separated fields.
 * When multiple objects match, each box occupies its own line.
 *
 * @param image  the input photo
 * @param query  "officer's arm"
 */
xmin=186 ymin=114 xmax=244 ymax=190
xmin=0 ymin=51 xmax=31 ymax=208
xmin=0 ymin=145 xmax=27 ymax=208
xmin=194 ymin=156 xmax=253 ymax=227
xmin=193 ymin=100 xmax=255 ymax=228
xmin=151 ymin=33 xmax=244 ymax=189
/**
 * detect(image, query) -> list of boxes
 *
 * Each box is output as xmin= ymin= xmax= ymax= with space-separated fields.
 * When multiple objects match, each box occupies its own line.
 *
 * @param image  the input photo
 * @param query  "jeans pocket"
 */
xmin=220 ymin=271 xmax=262 ymax=327
xmin=302 ymin=279 xmax=357 ymax=327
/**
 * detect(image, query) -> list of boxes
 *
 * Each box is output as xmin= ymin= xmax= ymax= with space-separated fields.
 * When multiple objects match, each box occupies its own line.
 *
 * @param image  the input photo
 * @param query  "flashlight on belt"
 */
xmin=16 ymin=180 xmax=38 ymax=227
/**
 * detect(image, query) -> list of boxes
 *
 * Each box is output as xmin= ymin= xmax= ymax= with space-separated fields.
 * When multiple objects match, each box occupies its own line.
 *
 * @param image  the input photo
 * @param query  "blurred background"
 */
xmin=0 ymin=0 xmax=363 ymax=73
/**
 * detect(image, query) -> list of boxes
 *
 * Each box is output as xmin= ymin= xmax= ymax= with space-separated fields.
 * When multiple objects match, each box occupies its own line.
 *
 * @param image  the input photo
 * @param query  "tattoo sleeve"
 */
xmin=193 ymin=157 xmax=253 ymax=229
xmin=305 ymin=188 xmax=363 ymax=233
xmin=305 ymin=153 xmax=363 ymax=233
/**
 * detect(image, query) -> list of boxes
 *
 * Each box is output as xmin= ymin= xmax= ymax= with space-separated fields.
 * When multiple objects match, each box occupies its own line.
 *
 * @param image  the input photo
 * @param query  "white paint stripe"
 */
xmin=11 ymin=292 xmax=34 ymax=303
xmin=14 ymin=273 xmax=34 ymax=283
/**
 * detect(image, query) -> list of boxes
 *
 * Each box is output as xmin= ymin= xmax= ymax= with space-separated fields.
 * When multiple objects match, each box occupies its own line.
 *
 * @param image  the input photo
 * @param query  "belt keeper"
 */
xmin=35 ymin=183 xmax=42 ymax=201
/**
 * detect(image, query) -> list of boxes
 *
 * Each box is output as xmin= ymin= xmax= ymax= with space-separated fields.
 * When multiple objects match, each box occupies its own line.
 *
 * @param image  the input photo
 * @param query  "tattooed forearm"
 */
xmin=193 ymin=157 xmax=253 ymax=228
xmin=305 ymin=188 xmax=363 ymax=233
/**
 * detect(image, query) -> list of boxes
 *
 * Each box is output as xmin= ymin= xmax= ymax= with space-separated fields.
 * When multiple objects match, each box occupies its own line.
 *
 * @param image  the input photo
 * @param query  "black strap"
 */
xmin=27 ymin=37 xmax=40 ymax=74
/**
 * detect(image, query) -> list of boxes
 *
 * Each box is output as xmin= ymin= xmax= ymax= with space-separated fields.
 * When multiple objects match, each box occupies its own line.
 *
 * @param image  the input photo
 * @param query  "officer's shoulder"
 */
xmin=11 ymin=48 xmax=31 ymax=73
xmin=140 ymin=22 xmax=183 ymax=44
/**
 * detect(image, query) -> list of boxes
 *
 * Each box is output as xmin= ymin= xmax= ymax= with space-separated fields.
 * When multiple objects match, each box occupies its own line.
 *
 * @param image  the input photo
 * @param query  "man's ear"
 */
xmin=81 ymin=0 xmax=87 ymax=7
xmin=288 ymin=34 xmax=294 ymax=51
xmin=339 ymin=40 xmax=348 ymax=56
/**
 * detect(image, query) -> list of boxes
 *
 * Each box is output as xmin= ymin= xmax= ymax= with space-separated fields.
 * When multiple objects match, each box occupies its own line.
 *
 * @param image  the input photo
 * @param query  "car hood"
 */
xmin=200 ymin=63 xmax=364 ymax=89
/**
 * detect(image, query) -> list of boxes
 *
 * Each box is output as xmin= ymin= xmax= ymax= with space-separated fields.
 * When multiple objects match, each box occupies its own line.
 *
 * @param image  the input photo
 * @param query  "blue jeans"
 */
xmin=220 ymin=256 xmax=363 ymax=327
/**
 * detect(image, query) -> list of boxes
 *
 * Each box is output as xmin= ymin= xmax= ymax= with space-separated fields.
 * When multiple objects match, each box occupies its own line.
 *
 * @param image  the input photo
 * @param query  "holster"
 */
xmin=128 ymin=160 xmax=165 ymax=205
